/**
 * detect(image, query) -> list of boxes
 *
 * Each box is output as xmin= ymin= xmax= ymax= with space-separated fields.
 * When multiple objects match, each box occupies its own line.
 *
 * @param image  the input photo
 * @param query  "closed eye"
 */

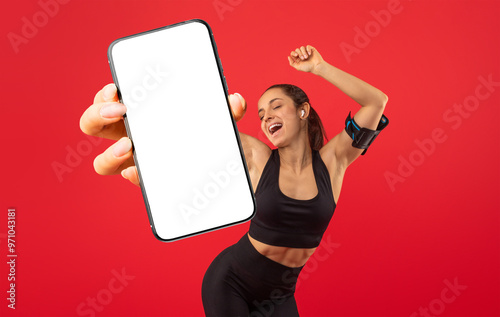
xmin=259 ymin=105 xmax=281 ymax=120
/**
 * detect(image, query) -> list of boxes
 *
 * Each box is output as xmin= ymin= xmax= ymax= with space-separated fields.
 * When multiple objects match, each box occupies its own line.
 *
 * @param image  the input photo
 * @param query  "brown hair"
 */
xmin=265 ymin=84 xmax=327 ymax=151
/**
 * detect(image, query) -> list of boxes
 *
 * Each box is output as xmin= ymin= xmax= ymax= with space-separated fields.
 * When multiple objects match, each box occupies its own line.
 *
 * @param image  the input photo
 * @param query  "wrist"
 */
xmin=311 ymin=61 xmax=329 ymax=76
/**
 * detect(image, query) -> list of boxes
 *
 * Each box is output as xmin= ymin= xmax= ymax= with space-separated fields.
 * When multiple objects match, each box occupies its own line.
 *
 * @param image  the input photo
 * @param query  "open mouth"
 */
xmin=268 ymin=123 xmax=283 ymax=136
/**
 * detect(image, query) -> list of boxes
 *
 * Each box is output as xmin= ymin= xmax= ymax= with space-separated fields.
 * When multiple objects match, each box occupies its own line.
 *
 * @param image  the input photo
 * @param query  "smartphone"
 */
xmin=108 ymin=19 xmax=256 ymax=242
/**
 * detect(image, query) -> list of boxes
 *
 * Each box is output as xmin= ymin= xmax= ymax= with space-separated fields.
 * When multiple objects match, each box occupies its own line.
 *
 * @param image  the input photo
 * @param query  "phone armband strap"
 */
xmin=345 ymin=111 xmax=389 ymax=155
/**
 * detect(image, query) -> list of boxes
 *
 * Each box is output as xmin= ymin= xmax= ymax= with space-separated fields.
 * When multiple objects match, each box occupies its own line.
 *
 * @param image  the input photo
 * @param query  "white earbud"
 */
xmin=301 ymin=110 xmax=305 ymax=117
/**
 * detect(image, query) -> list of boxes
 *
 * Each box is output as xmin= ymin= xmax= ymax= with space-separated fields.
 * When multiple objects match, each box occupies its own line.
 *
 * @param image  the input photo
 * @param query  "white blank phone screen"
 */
xmin=109 ymin=20 xmax=255 ymax=241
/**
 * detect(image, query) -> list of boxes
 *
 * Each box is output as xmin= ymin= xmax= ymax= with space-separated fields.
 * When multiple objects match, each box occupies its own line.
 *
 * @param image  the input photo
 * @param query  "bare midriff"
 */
xmin=247 ymin=233 xmax=316 ymax=268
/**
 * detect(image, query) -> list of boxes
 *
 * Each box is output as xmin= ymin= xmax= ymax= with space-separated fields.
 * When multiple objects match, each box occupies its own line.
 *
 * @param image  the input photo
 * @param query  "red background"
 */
xmin=1 ymin=0 xmax=499 ymax=316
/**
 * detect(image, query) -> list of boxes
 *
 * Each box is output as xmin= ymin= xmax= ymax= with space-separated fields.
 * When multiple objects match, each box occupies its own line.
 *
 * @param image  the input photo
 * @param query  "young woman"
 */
xmin=80 ymin=45 xmax=389 ymax=316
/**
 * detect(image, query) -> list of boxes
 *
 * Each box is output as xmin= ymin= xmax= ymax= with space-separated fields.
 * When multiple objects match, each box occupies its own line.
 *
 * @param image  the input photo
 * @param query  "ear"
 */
xmin=300 ymin=102 xmax=311 ymax=119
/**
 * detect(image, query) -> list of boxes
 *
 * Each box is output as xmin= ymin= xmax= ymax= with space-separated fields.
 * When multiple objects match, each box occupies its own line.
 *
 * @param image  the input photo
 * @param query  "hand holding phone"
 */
xmin=107 ymin=19 xmax=255 ymax=242
xmin=80 ymin=84 xmax=248 ymax=186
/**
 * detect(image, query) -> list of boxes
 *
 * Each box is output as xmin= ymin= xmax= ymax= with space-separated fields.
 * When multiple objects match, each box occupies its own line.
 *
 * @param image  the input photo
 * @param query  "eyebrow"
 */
xmin=258 ymin=98 xmax=283 ymax=114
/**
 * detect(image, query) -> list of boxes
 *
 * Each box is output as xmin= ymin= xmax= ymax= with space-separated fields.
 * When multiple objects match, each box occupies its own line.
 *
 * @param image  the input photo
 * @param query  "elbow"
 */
xmin=363 ymin=91 xmax=388 ymax=109
xmin=375 ymin=92 xmax=388 ymax=108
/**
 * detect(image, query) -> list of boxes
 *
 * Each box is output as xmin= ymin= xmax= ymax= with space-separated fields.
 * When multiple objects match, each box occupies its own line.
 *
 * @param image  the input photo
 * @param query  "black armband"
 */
xmin=345 ymin=111 xmax=389 ymax=155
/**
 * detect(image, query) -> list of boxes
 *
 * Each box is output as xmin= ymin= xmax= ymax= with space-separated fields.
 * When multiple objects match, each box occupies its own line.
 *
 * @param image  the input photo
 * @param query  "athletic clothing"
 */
xmin=202 ymin=234 xmax=303 ymax=316
xmin=202 ymin=149 xmax=336 ymax=316
xmin=249 ymin=149 xmax=336 ymax=248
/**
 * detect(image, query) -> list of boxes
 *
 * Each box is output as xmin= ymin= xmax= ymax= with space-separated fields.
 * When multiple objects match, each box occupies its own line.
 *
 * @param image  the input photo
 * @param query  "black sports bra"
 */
xmin=248 ymin=148 xmax=336 ymax=248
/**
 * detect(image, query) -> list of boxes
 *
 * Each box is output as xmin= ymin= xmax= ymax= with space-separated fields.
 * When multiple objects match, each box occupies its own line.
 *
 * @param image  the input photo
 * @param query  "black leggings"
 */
xmin=202 ymin=233 xmax=304 ymax=317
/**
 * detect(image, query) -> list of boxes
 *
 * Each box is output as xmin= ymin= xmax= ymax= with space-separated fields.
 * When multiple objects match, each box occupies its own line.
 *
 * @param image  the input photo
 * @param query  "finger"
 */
xmin=94 ymin=83 xmax=119 ymax=104
xmin=288 ymin=56 xmax=294 ymax=67
xmin=306 ymin=45 xmax=314 ymax=55
xmin=121 ymin=166 xmax=140 ymax=186
xmin=80 ymin=102 xmax=127 ymax=140
xmin=229 ymin=93 xmax=246 ymax=122
xmin=295 ymin=48 xmax=304 ymax=60
xmin=234 ymin=92 xmax=247 ymax=111
xmin=290 ymin=51 xmax=300 ymax=63
xmin=93 ymin=137 xmax=134 ymax=175
xmin=300 ymin=46 xmax=308 ymax=59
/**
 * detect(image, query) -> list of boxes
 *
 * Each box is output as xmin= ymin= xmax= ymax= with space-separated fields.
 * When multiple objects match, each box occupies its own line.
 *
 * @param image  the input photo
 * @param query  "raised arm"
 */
xmin=288 ymin=45 xmax=388 ymax=168
xmin=230 ymin=94 xmax=271 ymax=190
